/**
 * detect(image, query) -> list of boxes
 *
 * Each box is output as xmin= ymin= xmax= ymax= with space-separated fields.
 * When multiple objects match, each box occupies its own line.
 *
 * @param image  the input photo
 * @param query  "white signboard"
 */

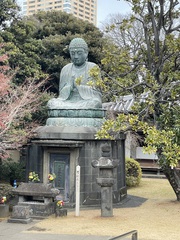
xmin=75 ymin=165 xmax=80 ymax=216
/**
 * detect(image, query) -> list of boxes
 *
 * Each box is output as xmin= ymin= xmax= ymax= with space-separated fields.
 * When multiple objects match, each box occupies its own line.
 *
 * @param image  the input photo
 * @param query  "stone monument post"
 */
xmin=92 ymin=145 xmax=118 ymax=217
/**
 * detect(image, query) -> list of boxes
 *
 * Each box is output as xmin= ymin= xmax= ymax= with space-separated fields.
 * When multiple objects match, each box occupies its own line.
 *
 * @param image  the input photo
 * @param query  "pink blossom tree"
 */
xmin=0 ymin=45 xmax=49 ymax=158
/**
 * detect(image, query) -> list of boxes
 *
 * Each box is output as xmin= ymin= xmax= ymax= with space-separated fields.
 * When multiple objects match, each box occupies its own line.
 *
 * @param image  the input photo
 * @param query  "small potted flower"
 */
xmin=28 ymin=172 xmax=40 ymax=183
xmin=48 ymin=173 xmax=56 ymax=183
xmin=0 ymin=196 xmax=6 ymax=205
xmin=55 ymin=200 xmax=67 ymax=217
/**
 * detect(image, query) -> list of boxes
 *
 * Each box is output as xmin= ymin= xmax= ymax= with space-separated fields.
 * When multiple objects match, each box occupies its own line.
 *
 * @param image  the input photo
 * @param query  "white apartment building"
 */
xmin=16 ymin=0 xmax=97 ymax=25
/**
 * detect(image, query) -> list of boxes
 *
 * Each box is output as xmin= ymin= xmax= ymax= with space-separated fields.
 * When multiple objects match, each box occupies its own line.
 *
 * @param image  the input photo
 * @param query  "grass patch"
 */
xmin=127 ymin=178 xmax=175 ymax=199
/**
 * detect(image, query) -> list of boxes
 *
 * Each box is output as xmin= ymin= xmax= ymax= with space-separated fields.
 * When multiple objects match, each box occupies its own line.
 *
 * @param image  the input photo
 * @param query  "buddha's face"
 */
xmin=70 ymin=47 xmax=88 ymax=66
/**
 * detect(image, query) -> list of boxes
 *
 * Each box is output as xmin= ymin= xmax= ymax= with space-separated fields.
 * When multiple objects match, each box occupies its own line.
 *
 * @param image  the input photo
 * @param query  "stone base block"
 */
xmin=48 ymin=109 xmax=105 ymax=118
xmin=7 ymin=218 xmax=32 ymax=224
xmin=12 ymin=205 xmax=30 ymax=219
xmin=18 ymin=202 xmax=55 ymax=218
xmin=0 ymin=205 xmax=9 ymax=218
xmin=46 ymin=117 xmax=104 ymax=128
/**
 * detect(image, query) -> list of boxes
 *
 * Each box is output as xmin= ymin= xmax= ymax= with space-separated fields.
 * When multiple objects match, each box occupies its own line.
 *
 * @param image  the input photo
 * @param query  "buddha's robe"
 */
xmin=47 ymin=62 xmax=102 ymax=109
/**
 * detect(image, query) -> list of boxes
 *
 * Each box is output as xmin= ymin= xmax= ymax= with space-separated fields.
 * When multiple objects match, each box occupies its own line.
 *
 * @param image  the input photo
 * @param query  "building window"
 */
xmin=64 ymin=9 xmax=71 ymax=13
xmin=63 ymin=3 xmax=71 ymax=7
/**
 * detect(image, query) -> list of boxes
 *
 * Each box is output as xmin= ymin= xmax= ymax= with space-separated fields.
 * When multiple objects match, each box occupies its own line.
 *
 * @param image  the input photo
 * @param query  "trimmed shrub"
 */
xmin=0 ymin=158 xmax=25 ymax=184
xmin=126 ymin=157 xmax=142 ymax=187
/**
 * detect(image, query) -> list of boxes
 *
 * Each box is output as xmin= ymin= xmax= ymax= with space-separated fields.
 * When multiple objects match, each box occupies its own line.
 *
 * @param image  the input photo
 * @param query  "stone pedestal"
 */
xmin=26 ymin=118 xmax=127 ymax=206
xmin=46 ymin=109 xmax=105 ymax=128
xmin=0 ymin=204 xmax=9 ymax=218
xmin=8 ymin=205 xmax=32 ymax=224
xmin=92 ymin=145 xmax=118 ymax=217
xmin=101 ymin=187 xmax=113 ymax=217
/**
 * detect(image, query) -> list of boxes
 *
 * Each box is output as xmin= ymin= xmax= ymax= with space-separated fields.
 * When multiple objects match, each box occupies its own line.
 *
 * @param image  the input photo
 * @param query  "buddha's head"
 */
xmin=69 ymin=38 xmax=89 ymax=66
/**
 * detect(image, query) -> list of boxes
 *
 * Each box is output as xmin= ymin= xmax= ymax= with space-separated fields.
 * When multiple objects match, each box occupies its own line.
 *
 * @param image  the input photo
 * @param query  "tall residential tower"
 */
xmin=17 ymin=0 xmax=97 ymax=25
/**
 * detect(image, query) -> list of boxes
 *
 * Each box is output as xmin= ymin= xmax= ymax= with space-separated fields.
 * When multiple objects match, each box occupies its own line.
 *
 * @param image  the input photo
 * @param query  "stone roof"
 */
xmin=102 ymin=93 xmax=149 ymax=113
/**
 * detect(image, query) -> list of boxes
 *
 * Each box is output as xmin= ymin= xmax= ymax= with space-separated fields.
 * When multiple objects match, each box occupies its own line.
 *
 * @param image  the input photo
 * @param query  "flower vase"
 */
xmin=0 ymin=204 xmax=9 ymax=218
xmin=49 ymin=181 xmax=54 ymax=188
xmin=55 ymin=208 xmax=67 ymax=217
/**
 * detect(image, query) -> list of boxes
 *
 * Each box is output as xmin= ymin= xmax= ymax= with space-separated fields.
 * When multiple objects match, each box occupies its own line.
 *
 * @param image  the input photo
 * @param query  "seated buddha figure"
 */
xmin=47 ymin=38 xmax=102 ymax=110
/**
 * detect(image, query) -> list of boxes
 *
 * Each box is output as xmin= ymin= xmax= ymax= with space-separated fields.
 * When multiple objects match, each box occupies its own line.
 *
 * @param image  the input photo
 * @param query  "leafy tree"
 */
xmin=0 ymin=17 xmax=47 ymax=84
xmin=97 ymin=0 xmax=180 ymax=200
xmin=0 ymin=0 xmax=20 ymax=29
xmin=100 ymin=13 xmax=144 ymax=56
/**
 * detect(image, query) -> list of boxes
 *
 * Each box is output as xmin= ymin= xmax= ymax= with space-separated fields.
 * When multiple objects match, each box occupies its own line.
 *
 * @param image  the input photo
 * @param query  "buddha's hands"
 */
xmin=71 ymin=75 xmax=78 ymax=90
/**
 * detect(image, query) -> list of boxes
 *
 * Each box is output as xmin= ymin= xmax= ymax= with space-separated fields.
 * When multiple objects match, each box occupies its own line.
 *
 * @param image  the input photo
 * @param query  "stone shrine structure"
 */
xmin=26 ymin=38 xmax=127 ymax=206
xmin=10 ymin=183 xmax=59 ymax=220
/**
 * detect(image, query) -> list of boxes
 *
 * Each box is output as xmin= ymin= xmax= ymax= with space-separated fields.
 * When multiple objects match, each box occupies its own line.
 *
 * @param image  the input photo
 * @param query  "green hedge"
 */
xmin=0 ymin=158 xmax=25 ymax=184
xmin=126 ymin=157 xmax=142 ymax=187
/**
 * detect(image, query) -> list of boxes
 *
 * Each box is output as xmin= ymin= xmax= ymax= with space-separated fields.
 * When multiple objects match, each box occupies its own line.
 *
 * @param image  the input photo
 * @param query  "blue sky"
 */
xmin=97 ymin=0 xmax=131 ymax=26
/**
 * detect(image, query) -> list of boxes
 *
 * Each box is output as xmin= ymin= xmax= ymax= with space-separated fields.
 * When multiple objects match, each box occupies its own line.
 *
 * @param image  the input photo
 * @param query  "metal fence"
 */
xmin=109 ymin=230 xmax=138 ymax=240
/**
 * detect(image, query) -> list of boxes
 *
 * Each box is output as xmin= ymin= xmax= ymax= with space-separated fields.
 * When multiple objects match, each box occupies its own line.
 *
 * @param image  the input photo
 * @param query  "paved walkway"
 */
xmin=0 ymin=195 xmax=142 ymax=240
xmin=0 ymin=218 xmax=112 ymax=240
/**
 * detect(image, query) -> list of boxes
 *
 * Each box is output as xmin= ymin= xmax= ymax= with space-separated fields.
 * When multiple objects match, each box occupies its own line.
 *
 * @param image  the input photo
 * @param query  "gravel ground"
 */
xmin=24 ymin=178 xmax=180 ymax=240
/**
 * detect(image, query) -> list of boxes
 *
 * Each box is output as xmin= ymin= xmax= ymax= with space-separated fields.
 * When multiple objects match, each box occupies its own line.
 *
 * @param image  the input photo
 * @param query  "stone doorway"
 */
xmin=43 ymin=147 xmax=78 ymax=203
xmin=50 ymin=153 xmax=70 ymax=201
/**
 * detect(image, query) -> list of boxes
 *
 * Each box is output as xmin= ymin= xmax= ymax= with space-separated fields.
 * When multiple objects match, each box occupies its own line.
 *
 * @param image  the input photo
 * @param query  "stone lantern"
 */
xmin=92 ymin=145 xmax=118 ymax=217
